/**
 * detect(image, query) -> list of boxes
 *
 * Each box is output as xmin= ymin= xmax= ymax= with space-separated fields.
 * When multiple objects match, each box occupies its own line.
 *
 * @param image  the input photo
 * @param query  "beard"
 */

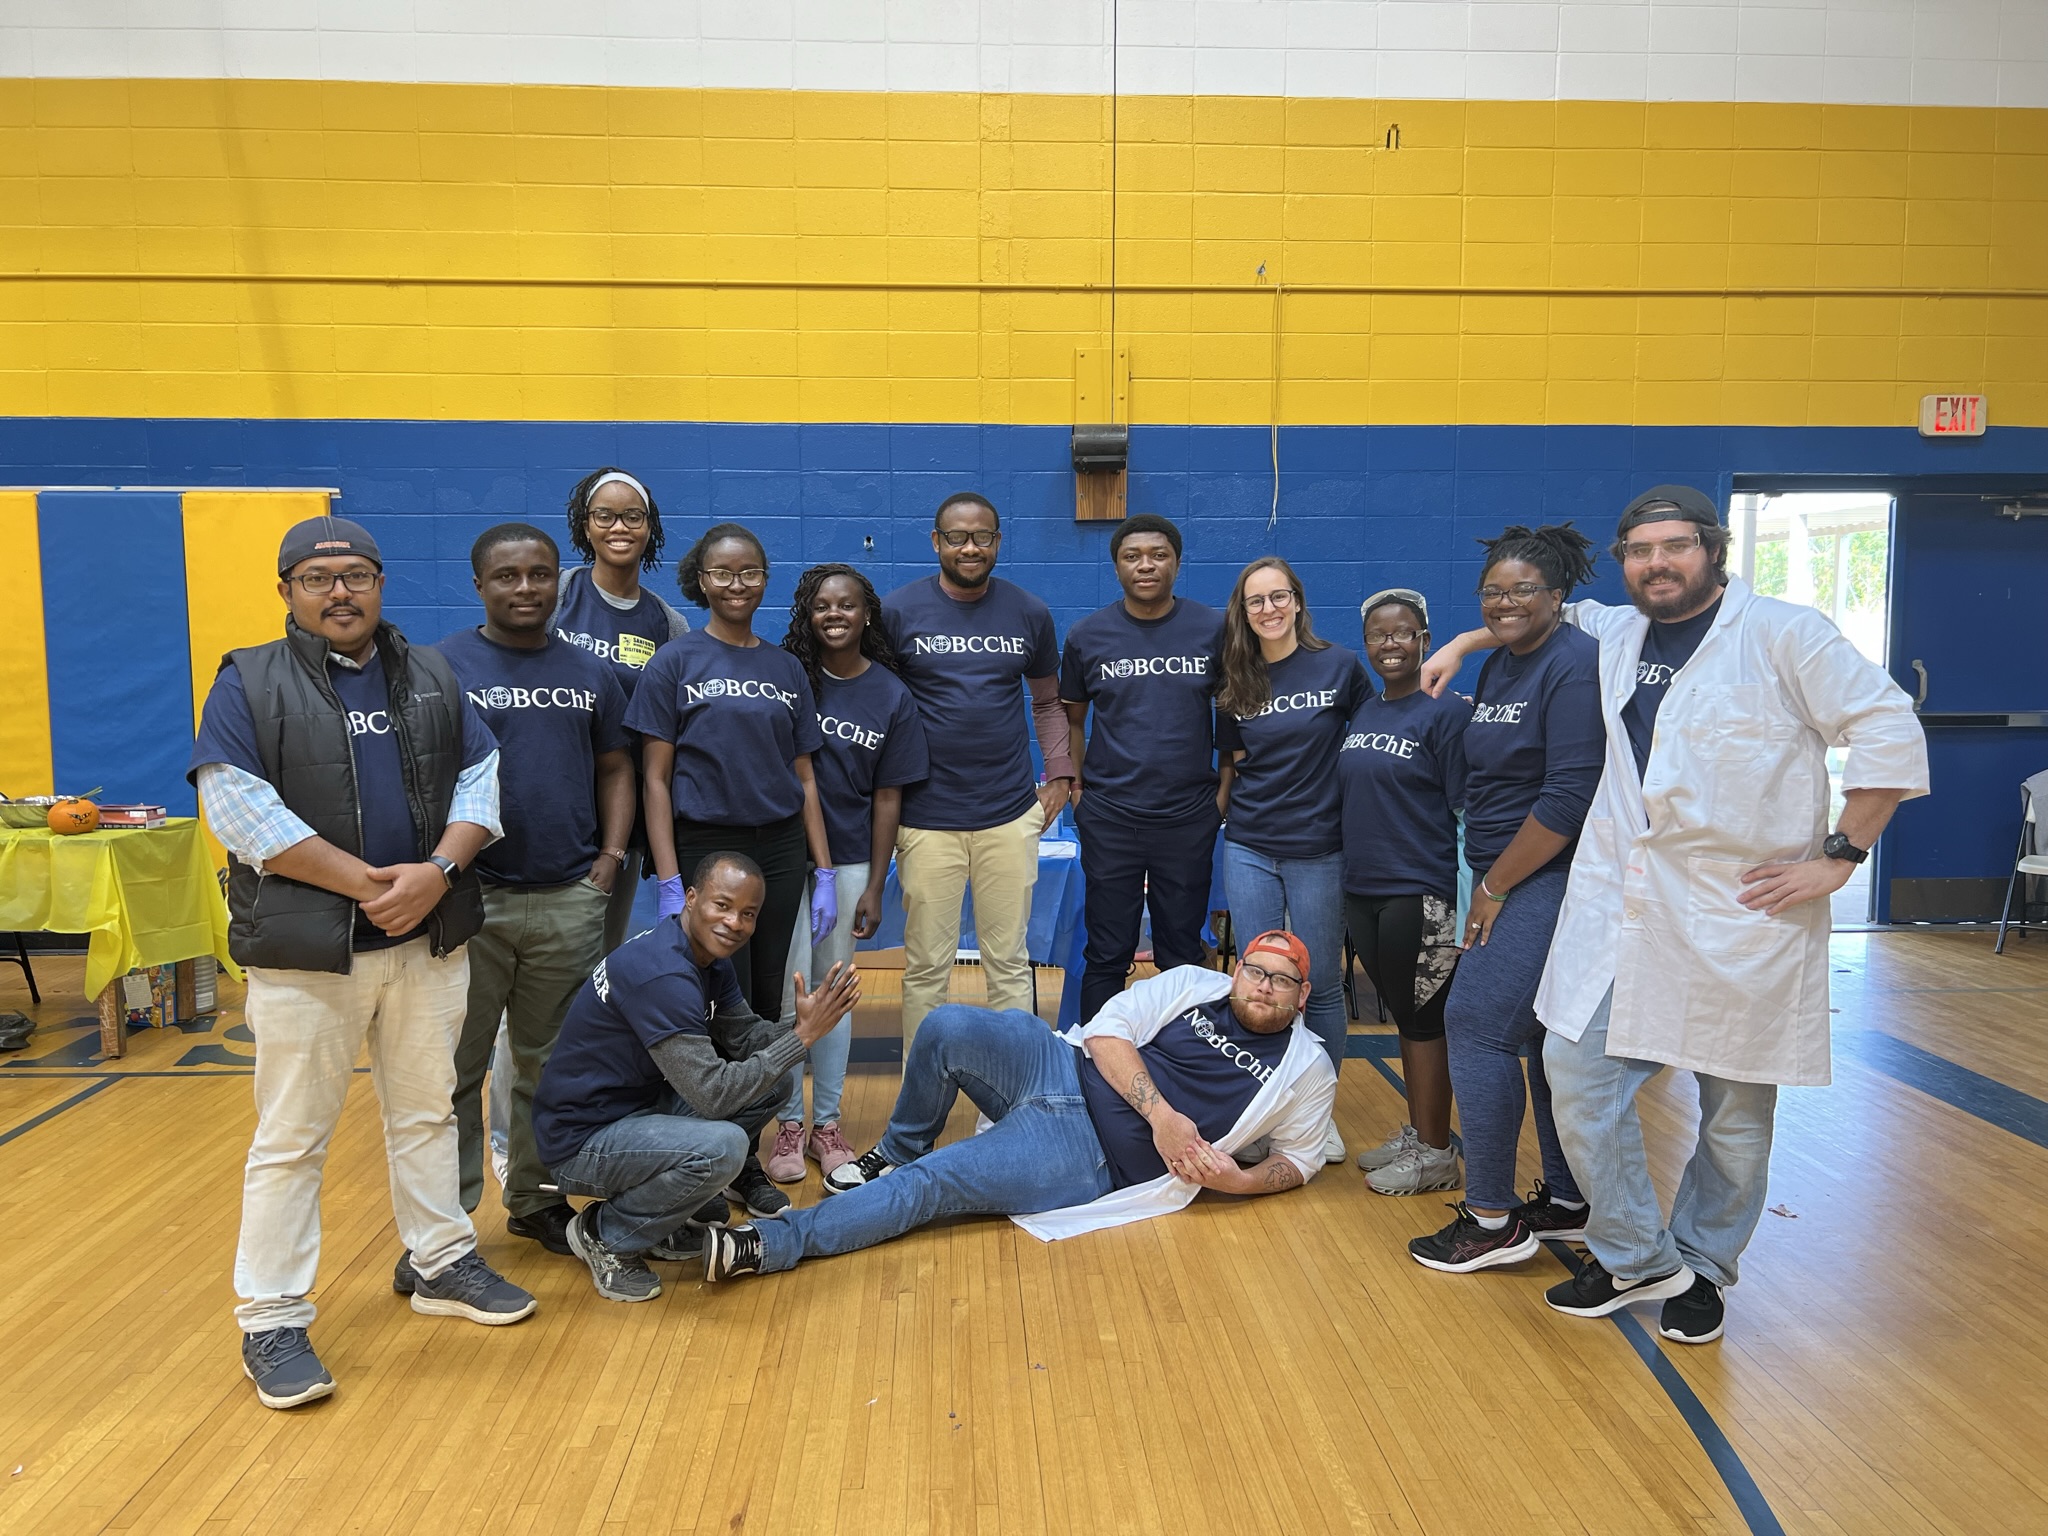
xmin=1628 ymin=563 xmax=1721 ymax=621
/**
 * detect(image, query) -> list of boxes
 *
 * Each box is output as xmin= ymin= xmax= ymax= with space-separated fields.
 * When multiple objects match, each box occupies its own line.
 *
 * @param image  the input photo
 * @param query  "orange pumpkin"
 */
xmin=47 ymin=798 xmax=99 ymax=834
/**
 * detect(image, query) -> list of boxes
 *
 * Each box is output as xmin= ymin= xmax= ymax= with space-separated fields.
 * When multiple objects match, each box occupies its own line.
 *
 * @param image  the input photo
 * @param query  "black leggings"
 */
xmin=1345 ymin=892 xmax=1453 ymax=1043
xmin=672 ymin=813 xmax=807 ymax=1019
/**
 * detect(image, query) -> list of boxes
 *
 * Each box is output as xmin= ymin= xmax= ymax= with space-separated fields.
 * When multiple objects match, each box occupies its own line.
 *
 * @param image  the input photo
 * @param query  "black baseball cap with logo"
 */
xmin=277 ymin=515 xmax=384 ymax=576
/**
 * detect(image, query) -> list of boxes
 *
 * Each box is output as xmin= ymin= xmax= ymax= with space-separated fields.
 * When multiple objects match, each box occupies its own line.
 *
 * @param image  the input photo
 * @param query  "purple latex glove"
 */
xmin=657 ymin=875 xmax=685 ymax=918
xmin=810 ymin=866 xmax=839 ymax=944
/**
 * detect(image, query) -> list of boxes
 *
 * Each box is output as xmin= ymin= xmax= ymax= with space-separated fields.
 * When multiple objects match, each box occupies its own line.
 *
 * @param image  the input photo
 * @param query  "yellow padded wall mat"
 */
xmin=0 ymin=491 xmax=53 ymax=796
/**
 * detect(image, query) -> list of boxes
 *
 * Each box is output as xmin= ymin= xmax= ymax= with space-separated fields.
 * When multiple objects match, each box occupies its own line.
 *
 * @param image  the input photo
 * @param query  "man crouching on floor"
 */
xmin=697 ymin=930 xmax=1337 ymax=1280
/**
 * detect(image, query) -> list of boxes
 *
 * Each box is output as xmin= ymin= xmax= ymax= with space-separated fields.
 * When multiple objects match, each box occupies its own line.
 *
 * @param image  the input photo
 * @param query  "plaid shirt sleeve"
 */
xmin=195 ymin=762 xmax=316 ymax=869
xmin=451 ymin=750 xmax=504 ymax=845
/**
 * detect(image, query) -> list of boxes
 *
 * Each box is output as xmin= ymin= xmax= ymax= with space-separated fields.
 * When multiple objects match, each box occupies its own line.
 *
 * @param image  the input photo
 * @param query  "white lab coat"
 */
xmin=1535 ymin=577 xmax=1928 ymax=1086
xmin=1011 ymin=967 xmax=1336 ymax=1241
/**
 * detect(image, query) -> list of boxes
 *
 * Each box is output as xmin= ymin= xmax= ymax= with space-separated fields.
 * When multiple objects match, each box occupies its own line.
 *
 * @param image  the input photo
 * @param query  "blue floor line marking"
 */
xmin=1844 ymin=1031 xmax=2048 ymax=1149
xmin=1544 ymin=1241 xmax=1785 ymax=1536
xmin=0 ymin=1077 xmax=118 ymax=1148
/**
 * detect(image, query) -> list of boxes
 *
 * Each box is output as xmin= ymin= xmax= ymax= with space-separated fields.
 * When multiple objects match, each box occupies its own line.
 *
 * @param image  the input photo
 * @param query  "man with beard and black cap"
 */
xmin=1423 ymin=485 xmax=1926 ymax=1345
xmin=190 ymin=515 xmax=538 ymax=1412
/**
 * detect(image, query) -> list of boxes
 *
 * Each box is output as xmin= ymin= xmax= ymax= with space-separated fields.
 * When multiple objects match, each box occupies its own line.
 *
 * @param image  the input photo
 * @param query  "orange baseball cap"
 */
xmin=1241 ymin=929 xmax=1310 ymax=982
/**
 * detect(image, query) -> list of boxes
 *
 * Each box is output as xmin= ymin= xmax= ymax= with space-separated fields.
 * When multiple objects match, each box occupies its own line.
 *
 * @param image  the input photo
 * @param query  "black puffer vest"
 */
xmin=222 ymin=619 xmax=485 ymax=973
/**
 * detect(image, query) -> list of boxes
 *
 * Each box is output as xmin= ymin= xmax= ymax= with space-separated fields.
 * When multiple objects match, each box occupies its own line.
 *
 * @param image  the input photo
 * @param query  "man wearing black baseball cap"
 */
xmin=188 ymin=513 xmax=538 ymax=1411
xmin=1424 ymin=484 xmax=1926 ymax=1344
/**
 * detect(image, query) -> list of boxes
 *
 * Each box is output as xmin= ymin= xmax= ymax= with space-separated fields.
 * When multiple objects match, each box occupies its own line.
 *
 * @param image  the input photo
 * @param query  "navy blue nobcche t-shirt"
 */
xmin=807 ymin=662 xmax=931 ymax=867
xmin=1214 ymin=644 xmax=1373 ymax=859
xmin=532 ymin=920 xmax=746 ymax=1167
xmin=1076 ymin=996 xmax=1295 ymax=1188
xmin=1058 ymin=597 xmax=1224 ymax=825
xmin=1461 ymin=622 xmax=1604 ymax=878
xmin=436 ymin=628 xmax=630 ymax=887
xmin=1620 ymin=595 xmax=1722 ymax=776
xmin=551 ymin=568 xmax=679 ymax=703
xmin=188 ymin=641 xmax=498 ymax=950
xmin=1337 ymin=688 xmax=1471 ymax=902
xmin=881 ymin=575 xmax=1061 ymax=832
xmin=624 ymin=630 xmax=825 ymax=827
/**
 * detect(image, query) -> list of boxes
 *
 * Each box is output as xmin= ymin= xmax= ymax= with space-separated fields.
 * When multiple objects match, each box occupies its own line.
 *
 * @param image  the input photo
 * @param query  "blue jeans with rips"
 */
xmin=755 ymin=1005 xmax=1113 ymax=1274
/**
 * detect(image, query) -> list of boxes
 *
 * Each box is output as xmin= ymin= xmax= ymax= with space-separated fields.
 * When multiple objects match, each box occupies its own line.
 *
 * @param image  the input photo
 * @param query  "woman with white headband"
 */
xmin=552 ymin=467 xmax=693 ymax=952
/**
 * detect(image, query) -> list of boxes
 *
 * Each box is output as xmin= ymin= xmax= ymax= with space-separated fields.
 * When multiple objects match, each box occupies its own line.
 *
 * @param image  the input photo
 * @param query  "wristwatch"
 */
xmin=428 ymin=854 xmax=461 ymax=887
xmin=1820 ymin=833 xmax=1868 ymax=865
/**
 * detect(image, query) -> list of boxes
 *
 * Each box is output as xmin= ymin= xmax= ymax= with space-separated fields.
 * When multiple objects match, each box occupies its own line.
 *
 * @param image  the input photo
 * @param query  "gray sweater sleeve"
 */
xmin=646 ymin=1023 xmax=806 ymax=1122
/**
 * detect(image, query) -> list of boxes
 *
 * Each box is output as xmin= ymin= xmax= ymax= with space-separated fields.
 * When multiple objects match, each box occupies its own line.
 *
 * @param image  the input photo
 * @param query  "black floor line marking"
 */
xmin=0 ymin=1077 xmax=119 ymax=1148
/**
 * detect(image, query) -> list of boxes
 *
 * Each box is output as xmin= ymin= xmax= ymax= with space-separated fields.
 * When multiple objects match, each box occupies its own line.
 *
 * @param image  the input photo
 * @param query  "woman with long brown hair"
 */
xmin=1214 ymin=556 xmax=1371 ymax=1164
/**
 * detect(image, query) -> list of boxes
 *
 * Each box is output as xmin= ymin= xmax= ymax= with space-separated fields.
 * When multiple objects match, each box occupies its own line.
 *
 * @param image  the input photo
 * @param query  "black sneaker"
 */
xmin=1513 ymin=1181 xmax=1590 ymax=1243
xmin=506 ymin=1202 xmax=576 ymax=1255
xmin=1408 ymin=1202 xmax=1541 ymax=1273
xmin=703 ymin=1224 xmax=765 ymax=1283
xmin=566 ymin=1204 xmax=662 ymax=1302
xmin=723 ymin=1157 xmax=791 ymax=1218
xmin=241 ymin=1326 xmax=335 ymax=1410
xmin=1545 ymin=1257 xmax=1695 ymax=1318
xmin=1659 ymin=1273 xmax=1727 ymax=1344
xmin=406 ymin=1250 xmax=539 ymax=1325
xmin=648 ymin=1195 xmax=730 ymax=1261
xmin=822 ymin=1144 xmax=895 ymax=1196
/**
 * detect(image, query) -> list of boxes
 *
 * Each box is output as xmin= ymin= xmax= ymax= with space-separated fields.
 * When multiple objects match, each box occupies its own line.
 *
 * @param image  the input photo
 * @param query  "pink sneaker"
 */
xmin=807 ymin=1121 xmax=856 ymax=1176
xmin=764 ymin=1120 xmax=807 ymax=1184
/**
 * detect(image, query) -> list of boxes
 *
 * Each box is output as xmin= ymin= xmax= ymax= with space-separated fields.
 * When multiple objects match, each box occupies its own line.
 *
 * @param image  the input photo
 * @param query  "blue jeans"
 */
xmin=549 ymin=1085 xmax=781 ymax=1255
xmin=1442 ymin=866 xmax=1581 ymax=1211
xmin=1545 ymin=988 xmax=1779 ymax=1287
xmin=755 ymin=1006 xmax=1113 ymax=1274
xmin=775 ymin=861 xmax=866 ymax=1125
xmin=1221 ymin=841 xmax=1346 ymax=1071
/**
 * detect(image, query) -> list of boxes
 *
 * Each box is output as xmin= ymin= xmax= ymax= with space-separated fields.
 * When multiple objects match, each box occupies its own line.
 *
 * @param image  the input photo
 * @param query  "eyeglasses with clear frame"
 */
xmin=1244 ymin=589 xmax=1298 ymax=614
xmin=1620 ymin=533 xmax=1705 ymax=564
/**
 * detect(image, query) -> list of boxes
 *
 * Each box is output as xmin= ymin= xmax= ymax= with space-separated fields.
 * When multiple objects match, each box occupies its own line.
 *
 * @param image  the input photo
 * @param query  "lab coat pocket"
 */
xmin=1685 ymin=856 xmax=1803 ymax=966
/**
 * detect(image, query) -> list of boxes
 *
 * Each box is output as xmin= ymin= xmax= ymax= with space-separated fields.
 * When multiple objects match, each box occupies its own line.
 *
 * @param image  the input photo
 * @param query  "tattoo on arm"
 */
xmin=1259 ymin=1158 xmax=1303 ymax=1193
xmin=1122 ymin=1070 xmax=1161 ymax=1117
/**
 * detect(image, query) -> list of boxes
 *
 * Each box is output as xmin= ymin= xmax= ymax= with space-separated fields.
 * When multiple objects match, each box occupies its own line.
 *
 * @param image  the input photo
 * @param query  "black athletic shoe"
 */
xmin=506 ymin=1202 xmax=576 ymax=1255
xmin=822 ymin=1144 xmax=895 ymax=1196
xmin=1408 ymin=1202 xmax=1542 ymax=1273
xmin=723 ymin=1157 xmax=791 ymax=1219
xmin=1659 ymin=1273 xmax=1727 ymax=1344
xmin=1513 ymin=1181 xmax=1590 ymax=1243
xmin=703 ymin=1224 xmax=765 ymax=1283
xmin=1545 ymin=1257 xmax=1695 ymax=1318
xmin=241 ymin=1327 xmax=335 ymax=1410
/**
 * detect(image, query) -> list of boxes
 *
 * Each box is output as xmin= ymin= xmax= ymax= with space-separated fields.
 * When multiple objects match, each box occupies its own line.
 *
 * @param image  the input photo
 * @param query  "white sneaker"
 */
xmin=1365 ymin=1142 xmax=1463 ymax=1196
xmin=1356 ymin=1123 xmax=1421 ymax=1171
xmin=1320 ymin=1121 xmax=1346 ymax=1165
xmin=490 ymin=1146 xmax=509 ymax=1188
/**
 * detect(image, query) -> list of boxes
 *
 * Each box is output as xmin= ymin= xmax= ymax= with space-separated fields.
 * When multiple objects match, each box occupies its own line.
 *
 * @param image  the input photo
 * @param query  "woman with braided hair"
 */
xmin=761 ymin=564 xmax=929 ymax=1184
xmin=1408 ymin=523 xmax=1606 ymax=1276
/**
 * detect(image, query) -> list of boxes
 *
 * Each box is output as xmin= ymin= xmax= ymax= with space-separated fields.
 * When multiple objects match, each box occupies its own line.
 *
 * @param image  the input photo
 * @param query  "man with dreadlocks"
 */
xmin=763 ymin=563 xmax=929 ymax=1183
xmin=1428 ymin=486 xmax=1926 ymax=1345
xmin=1406 ymin=522 xmax=1606 ymax=1277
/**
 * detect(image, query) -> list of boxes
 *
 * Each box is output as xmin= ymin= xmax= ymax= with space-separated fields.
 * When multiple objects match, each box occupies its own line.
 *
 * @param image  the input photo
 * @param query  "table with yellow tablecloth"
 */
xmin=0 ymin=818 xmax=239 ymax=1057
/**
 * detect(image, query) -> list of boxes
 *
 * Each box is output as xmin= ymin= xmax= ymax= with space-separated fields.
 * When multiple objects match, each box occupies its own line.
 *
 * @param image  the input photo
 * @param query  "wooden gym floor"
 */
xmin=1 ymin=934 xmax=2045 ymax=1536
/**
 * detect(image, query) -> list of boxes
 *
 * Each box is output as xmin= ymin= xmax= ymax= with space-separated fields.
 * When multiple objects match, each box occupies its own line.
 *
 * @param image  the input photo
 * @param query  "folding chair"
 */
xmin=1994 ymin=779 xmax=2048 ymax=955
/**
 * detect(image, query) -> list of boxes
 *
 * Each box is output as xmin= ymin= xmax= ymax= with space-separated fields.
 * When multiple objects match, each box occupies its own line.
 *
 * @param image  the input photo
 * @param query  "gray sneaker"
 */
xmin=566 ymin=1203 xmax=662 ymax=1303
xmin=1356 ymin=1124 xmax=1422 ymax=1171
xmin=241 ymin=1326 xmax=335 ymax=1410
xmin=1365 ymin=1141 xmax=1463 ymax=1196
xmin=406 ymin=1250 xmax=539 ymax=1325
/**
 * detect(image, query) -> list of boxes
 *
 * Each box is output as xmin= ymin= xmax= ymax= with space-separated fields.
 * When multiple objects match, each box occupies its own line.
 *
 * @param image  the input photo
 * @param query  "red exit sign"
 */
xmin=1919 ymin=394 xmax=1986 ymax=437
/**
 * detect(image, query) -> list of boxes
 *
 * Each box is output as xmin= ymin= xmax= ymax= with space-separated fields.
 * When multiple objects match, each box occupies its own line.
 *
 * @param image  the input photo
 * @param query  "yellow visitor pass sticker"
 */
xmin=617 ymin=633 xmax=657 ymax=669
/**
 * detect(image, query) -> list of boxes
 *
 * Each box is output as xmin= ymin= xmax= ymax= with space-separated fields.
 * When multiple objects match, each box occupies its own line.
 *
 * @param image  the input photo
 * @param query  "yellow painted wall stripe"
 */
xmin=0 ymin=491 xmax=55 ymax=797
xmin=3 ymin=79 xmax=2046 ymax=428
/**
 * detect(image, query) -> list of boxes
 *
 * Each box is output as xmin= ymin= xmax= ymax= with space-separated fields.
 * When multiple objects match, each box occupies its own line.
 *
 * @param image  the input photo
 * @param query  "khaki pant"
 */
xmin=896 ymin=804 xmax=1043 ymax=1041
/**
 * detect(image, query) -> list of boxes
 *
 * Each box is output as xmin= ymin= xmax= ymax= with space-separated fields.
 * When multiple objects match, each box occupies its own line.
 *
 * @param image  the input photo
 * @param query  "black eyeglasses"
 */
xmin=589 ymin=508 xmax=647 ymax=530
xmin=1240 ymin=960 xmax=1303 ymax=991
xmin=1477 ymin=582 xmax=1557 ymax=606
xmin=287 ymin=568 xmax=380 ymax=595
xmin=1366 ymin=629 xmax=1422 ymax=645
xmin=937 ymin=529 xmax=998 ymax=549
xmin=703 ymin=566 xmax=769 ymax=590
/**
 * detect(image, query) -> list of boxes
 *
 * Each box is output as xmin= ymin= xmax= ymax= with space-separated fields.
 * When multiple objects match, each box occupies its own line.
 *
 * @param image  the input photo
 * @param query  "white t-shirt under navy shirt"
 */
xmin=881 ymin=574 xmax=1061 ymax=833
xmin=436 ymin=628 xmax=630 ymax=887
xmin=1620 ymin=595 xmax=1722 ymax=776
xmin=551 ymin=567 xmax=680 ymax=703
xmin=1058 ymin=597 xmax=1224 ymax=826
xmin=1075 ymin=995 xmax=1295 ymax=1188
xmin=808 ymin=662 xmax=931 ymax=866
xmin=188 ymin=642 xmax=497 ymax=950
xmin=624 ymin=629 xmax=825 ymax=828
xmin=1214 ymin=644 xmax=1373 ymax=860
xmin=1337 ymin=688 xmax=1471 ymax=902
xmin=1460 ymin=622 xmax=1604 ymax=878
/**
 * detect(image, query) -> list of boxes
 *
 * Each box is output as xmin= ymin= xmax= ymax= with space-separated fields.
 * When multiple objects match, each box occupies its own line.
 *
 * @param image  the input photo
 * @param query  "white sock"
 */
xmin=1472 ymin=1210 xmax=1508 ymax=1230
xmin=1551 ymin=1196 xmax=1587 ymax=1211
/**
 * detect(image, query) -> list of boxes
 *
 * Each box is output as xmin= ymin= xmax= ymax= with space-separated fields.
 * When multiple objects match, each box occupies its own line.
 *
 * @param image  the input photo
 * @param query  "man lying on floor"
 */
xmin=698 ymin=930 xmax=1338 ymax=1281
